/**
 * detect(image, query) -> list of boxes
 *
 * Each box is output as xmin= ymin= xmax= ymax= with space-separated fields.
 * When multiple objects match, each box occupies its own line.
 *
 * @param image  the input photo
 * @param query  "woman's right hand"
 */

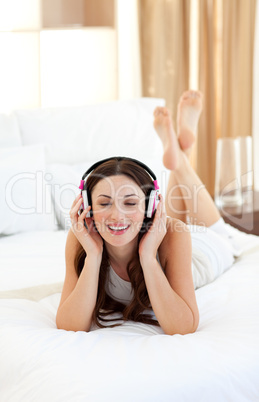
xmin=69 ymin=194 xmax=103 ymax=258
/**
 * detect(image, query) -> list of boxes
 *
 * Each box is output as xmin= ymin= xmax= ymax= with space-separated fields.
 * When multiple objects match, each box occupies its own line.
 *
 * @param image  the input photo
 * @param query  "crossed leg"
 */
xmin=153 ymin=90 xmax=221 ymax=228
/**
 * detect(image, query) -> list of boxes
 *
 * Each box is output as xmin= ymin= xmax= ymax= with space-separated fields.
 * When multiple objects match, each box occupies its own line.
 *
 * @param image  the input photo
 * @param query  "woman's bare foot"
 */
xmin=177 ymin=90 xmax=203 ymax=157
xmin=153 ymin=107 xmax=180 ymax=170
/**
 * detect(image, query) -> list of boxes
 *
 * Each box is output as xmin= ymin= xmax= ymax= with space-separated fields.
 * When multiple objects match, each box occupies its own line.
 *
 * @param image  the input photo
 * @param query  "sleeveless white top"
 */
xmin=105 ymin=253 xmax=164 ymax=305
xmin=105 ymin=265 xmax=133 ymax=305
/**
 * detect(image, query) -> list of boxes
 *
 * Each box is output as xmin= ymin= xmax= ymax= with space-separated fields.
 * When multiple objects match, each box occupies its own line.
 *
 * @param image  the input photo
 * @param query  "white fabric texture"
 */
xmin=105 ymin=266 xmax=133 ymax=304
xmin=0 ymin=112 xmax=21 ymax=147
xmin=15 ymin=98 xmax=165 ymax=164
xmin=0 ymin=144 xmax=58 ymax=235
xmin=0 ymin=228 xmax=259 ymax=401
xmin=46 ymin=161 xmax=96 ymax=230
xmin=190 ymin=218 xmax=238 ymax=289
xmin=0 ymin=231 xmax=67 ymax=292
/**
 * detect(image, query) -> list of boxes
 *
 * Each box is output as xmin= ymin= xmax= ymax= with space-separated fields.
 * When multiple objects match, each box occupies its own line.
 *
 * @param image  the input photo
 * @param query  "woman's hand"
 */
xmin=139 ymin=195 xmax=167 ymax=260
xmin=69 ymin=194 xmax=103 ymax=258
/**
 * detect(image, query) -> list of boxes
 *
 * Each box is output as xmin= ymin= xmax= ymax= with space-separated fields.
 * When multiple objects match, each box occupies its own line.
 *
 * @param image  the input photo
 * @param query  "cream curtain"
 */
xmin=221 ymin=0 xmax=256 ymax=139
xmin=197 ymin=0 xmax=219 ymax=195
xmin=139 ymin=0 xmax=190 ymax=125
xmin=253 ymin=0 xmax=259 ymax=191
xmin=198 ymin=0 xmax=256 ymax=195
xmin=139 ymin=0 xmax=257 ymax=196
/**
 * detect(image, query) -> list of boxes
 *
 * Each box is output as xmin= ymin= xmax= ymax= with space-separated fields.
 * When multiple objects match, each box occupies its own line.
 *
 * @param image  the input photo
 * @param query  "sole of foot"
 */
xmin=177 ymin=90 xmax=203 ymax=153
xmin=153 ymin=106 xmax=180 ymax=171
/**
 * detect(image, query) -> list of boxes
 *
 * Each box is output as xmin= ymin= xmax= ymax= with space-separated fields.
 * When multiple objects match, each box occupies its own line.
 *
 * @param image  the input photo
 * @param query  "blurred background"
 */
xmin=0 ymin=0 xmax=258 ymax=196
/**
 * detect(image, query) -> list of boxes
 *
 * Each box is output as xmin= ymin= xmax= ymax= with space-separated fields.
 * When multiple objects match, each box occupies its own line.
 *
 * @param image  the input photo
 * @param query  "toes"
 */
xmin=177 ymin=90 xmax=203 ymax=112
xmin=153 ymin=106 xmax=169 ymax=117
xmin=189 ymin=90 xmax=203 ymax=99
xmin=153 ymin=107 xmax=161 ymax=116
xmin=180 ymin=90 xmax=202 ymax=100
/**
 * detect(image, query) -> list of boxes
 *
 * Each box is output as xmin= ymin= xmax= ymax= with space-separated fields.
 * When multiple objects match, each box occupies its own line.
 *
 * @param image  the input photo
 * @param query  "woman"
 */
xmin=56 ymin=91 xmax=237 ymax=335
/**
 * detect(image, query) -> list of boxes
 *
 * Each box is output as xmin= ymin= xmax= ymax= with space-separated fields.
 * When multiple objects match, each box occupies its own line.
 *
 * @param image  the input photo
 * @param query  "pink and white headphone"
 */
xmin=79 ymin=157 xmax=160 ymax=219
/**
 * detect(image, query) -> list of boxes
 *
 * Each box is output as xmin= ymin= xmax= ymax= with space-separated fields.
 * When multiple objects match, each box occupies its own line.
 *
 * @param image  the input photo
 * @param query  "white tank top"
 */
xmin=105 ymin=266 xmax=133 ymax=305
xmin=105 ymin=253 xmax=163 ymax=305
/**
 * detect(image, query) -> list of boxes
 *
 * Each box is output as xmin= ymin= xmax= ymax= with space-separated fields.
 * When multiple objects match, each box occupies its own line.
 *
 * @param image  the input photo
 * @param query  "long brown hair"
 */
xmin=74 ymin=157 xmax=159 ymax=328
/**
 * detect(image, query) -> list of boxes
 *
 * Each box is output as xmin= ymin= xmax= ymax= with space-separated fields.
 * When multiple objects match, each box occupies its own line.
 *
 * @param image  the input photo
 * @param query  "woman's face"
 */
xmin=91 ymin=175 xmax=146 ymax=247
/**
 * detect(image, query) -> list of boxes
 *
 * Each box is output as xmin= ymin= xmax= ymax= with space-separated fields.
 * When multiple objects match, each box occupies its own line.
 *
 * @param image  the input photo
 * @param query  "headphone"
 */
xmin=78 ymin=156 xmax=160 ymax=219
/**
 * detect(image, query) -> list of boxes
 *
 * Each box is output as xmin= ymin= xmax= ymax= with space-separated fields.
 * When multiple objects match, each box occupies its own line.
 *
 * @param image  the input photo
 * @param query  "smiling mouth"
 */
xmin=107 ymin=224 xmax=130 ymax=235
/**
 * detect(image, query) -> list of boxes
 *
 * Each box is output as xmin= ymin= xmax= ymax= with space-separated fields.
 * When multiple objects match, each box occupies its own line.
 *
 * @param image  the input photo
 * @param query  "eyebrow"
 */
xmin=97 ymin=194 xmax=140 ymax=199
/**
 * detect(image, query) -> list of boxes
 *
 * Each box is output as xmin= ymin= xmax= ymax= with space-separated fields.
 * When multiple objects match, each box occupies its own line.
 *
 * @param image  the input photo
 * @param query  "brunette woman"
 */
xmin=56 ymin=91 xmax=237 ymax=335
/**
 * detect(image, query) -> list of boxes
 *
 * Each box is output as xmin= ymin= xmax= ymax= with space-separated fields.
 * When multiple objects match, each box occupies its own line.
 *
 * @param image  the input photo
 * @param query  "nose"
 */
xmin=109 ymin=202 xmax=125 ymax=221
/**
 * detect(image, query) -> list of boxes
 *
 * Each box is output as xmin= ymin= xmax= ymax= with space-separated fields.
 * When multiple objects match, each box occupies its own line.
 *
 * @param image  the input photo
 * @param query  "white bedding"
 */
xmin=1 ymin=226 xmax=259 ymax=401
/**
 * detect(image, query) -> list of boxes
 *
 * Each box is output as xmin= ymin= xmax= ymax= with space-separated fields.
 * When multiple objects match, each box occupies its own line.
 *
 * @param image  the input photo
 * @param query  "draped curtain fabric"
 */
xmin=139 ymin=0 xmax=190 ymax=125
xmin=198 ymin=0 xmax=256 ymax=195
xmin=221 ymin=0 xmax=256 ymax=139
xmin=198 ymin=0 xmax=220 ymax=195
xmin=139 ymin=0 xmax=257 ymax=196
xmin=253 ymin=0 xmax=259 ymax=191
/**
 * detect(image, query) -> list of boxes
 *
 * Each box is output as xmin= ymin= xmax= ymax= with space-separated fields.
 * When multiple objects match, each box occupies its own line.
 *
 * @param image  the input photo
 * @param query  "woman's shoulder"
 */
xmin=158 ymin=217 xmax=191 ymax=267
xmin=165 ymin=216 xmax=190 ymax=235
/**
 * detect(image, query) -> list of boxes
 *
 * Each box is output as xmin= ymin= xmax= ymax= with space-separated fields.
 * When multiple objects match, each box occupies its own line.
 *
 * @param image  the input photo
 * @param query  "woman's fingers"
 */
xmin=70 ymin=196 xmax=86 ymax=218
xmin=155 ymin=195 xmax=163 ymax=218
xmin=78 ymin=206 xmax=91 ymax=226
xmin=70 ymin=196 xmax=82 ymax=213
xmin=70 ymin=193 xmax=82 ymax=209
xmin=153 ymin=195 xmax=166 ymax=231
xmin=69 ymin=196 xmax=86 ymax=230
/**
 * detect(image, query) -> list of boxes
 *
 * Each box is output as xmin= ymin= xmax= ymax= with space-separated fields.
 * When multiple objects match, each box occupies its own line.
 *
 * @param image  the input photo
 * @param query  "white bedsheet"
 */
xmin=0 ymin=227 xmax=259 ymax=401
xmin=0 ymin=230 xmax=67 ymax=291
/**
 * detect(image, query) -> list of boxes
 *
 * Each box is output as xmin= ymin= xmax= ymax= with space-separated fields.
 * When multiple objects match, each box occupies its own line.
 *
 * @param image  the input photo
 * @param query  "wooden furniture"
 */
xmin=42 ymin=0 xmax=114 ymax=28
xmin=220 ymin=191 xmax=259 ymax=235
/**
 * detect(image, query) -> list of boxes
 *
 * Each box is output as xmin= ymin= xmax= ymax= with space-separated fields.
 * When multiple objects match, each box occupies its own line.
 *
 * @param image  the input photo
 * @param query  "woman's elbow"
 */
xmin=56 ymin=313 xmax=91 ymax=333
xmin=56 ymin=320 xmax=91 ymax=333
xmin=164 ymin=312 xmax=199 ymax=336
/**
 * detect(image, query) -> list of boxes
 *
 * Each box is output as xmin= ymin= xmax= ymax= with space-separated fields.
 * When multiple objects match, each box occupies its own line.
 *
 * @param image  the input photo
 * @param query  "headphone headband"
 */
xmin=79 ymin=156 xmax=160 ymax=219
xmin=82 ymin=156 xmax=157 ymax=182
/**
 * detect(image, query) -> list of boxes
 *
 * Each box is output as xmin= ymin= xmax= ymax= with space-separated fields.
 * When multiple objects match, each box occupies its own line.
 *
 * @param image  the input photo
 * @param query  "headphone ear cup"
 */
xmin=146 ymin=190 xmax=160 ymax=218
xmin=82 ymin=190 xmax=91 ymax=218
xmin=146 ymin=190 xmax=156 ymax=218
xmin=87 ymin=188 xmax=94 ymax=218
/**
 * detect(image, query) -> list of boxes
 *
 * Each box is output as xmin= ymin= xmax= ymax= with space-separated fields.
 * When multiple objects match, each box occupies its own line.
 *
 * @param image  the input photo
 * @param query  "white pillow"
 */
xmin=46 ymin=161 xmax=95 ymax=230
xmin=0 ymin=113 xmax=21 ymax=147
xmin=15 ymin=98 xmax=165 ymax=164
xmin=0 ymin=144 xmax=58 ymax=235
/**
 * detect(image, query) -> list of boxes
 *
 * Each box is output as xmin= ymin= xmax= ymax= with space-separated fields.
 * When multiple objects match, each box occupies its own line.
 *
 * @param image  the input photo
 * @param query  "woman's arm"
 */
xmin=56 ymin=229 xmax=102 ymax=332
xmin=139 ymin=198 xmax=199 ymax=335
xmin=56 ymin=195 xmax=103 ymax=332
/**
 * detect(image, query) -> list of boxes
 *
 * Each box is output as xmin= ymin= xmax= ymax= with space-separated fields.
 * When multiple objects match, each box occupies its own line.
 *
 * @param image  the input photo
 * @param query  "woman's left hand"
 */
xmin=139 ymin=195 xmax=167 ymax=259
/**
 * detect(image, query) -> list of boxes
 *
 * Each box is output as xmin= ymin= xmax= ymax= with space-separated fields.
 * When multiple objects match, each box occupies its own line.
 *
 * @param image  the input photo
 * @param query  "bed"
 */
xmin=1 ymin=98 xmax=259 ymax=401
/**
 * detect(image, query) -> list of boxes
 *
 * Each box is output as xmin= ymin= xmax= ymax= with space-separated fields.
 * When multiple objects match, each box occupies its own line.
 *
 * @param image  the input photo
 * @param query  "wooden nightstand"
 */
xmin=219 ymin=191 xmax=259 ymax=235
